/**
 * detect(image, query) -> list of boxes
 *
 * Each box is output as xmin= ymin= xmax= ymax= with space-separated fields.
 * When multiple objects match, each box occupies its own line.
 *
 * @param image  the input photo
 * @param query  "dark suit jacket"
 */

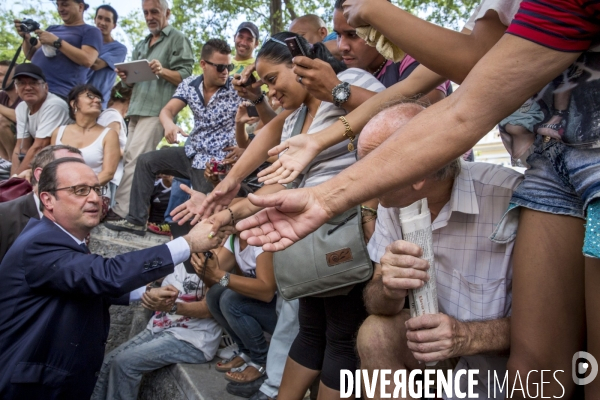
xmin=0 ymin=192 xmax=40 ymax=262
xmin=0 ymin=217 xmax=176 ymax=399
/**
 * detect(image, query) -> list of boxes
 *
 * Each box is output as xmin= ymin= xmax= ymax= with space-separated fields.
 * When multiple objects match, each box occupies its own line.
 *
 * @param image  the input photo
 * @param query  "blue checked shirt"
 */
xmin=172 ymin=75 xmax=241 ymax=169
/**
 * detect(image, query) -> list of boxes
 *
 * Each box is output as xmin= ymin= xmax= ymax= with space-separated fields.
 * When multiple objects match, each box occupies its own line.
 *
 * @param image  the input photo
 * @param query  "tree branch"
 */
xmin=283 ymin=0 xmax=297 ymax=21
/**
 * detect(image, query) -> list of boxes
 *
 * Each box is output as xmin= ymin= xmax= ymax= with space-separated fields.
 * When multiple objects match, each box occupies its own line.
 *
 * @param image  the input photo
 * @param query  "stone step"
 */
xmin=138 ymin=361 xmax=244 ymax=400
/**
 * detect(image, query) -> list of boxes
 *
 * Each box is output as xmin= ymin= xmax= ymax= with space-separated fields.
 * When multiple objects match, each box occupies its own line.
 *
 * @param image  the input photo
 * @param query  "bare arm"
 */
xmin=159 ymin=98 xmax=187 ymax=144
xmin=97 ymin=130 xmax=121 ymax=186
xmin=317 ymin=35 xmax=581 ymax=219
xmin=90 ymin=57 xmax=108 ymax=71
xmin=345 ymin=0 xmax=508 ymax=84
xmin=36 ymin=29 xmax=99 ymax=68
xmin=0 ymin=104 xmax=16 ymax=123
xmin=12 ymin=136 xmax=49 ymax=174
xmin=176 ymin=297 xmax=212 ymax=319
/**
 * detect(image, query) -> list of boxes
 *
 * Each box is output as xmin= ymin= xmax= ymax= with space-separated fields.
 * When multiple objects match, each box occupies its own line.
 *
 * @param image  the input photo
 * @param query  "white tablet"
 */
xmin=114 ymin=59 xmax=158 ymax=85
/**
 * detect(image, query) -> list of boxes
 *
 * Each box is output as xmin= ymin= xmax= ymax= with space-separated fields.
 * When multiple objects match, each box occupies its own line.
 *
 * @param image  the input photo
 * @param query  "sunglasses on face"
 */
xmin=55 ymin=185 xmax=106 ymax=197
xmin=203 ymin=60 xmax=234 ymax=73
xmin=81 ymin=92 xmax=102 ymax=102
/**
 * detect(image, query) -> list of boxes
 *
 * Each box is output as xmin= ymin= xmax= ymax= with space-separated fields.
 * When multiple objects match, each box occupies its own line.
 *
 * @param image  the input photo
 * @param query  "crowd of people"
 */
xmin=0 ymin=0 xmax=598 ymax=399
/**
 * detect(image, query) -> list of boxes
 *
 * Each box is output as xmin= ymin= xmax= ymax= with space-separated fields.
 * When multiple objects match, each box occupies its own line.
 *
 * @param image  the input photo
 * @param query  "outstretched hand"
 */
xmin=197 ymin=177 xmax=241 ymax=221
xmin=258 ymin=133 xmax=322 ymax=185
xmin=236 ymin=188 xmax=332 ymax=251
xmin=170 ymin=183 xmax=207 ymax=225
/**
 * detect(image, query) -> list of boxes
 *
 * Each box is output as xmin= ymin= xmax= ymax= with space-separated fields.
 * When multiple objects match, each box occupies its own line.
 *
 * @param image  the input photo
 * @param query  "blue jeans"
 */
xmin=91 ymin=329 xmax=207 ymax=400
xmin=511 ymin=135 xmax=600 ymax=219
xmin=259 ymin=297 xmax=300 ymax=398
xmin=164 ymin=178 xmax=191 ymax=223
xmin=206 ymin=284 xmax=277 ymax=365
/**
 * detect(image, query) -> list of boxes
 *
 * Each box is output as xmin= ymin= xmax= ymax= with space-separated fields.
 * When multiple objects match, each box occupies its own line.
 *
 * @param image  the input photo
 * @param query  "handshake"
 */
xmin=180 ymin=218 xmax=234 ymax=254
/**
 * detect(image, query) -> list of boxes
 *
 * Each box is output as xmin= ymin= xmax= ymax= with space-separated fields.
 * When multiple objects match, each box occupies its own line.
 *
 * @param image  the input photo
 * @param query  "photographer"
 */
xmin=13 ymin=0 xmax=102 ymax=99
xmin=10 ymin=64 xmax=70 ymax=176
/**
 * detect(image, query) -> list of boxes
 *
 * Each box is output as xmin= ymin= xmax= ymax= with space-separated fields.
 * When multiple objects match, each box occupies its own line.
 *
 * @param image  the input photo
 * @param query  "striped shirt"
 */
xmin=367 ymin=160 xmax=523 ymax=399
xmin=506 ymin=0 xmax=600 ymax=52
xmin=280 ymin=68 xmax=385 ymax=188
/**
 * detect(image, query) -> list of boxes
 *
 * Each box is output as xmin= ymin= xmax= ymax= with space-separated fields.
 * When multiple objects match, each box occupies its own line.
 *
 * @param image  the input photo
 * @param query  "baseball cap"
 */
xmin=235 ymin=22 xmax=259 ymax=40
xmin=13 ymin=63 xmax=46 ymax=82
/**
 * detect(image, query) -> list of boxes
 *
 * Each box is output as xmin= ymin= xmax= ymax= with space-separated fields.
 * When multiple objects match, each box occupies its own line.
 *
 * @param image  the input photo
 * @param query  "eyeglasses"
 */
xmin=203 ymin=60 xmax=234 ymax=73
xmin=81 ymin=92 xmax=102 ymax=102
xmin=15 ymin=80 xmax=44 ymax=88
xmin=55 ymin=185 xmax=106 ymax=197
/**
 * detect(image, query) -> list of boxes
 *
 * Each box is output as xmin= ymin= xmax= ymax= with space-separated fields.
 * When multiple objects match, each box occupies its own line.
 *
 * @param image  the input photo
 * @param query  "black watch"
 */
xmin=332 ymin=81 xmax=351 ymax=107
xmin=252 ymin=93 xmax=265 ymax=105
xmin=53 ymin=38 xmax=63 ymax=49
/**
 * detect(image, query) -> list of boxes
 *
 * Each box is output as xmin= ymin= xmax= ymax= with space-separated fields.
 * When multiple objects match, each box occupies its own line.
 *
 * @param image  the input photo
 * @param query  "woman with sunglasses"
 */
xmin=51 ymin=84 xmax=120 ymax=218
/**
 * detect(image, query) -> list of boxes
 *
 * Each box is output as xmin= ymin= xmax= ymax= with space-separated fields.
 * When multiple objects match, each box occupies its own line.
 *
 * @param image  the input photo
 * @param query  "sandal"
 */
xmin=215 ymin=352 xmax=250 ymax=372
xmin=224 ymin=361 xmax=266 ymax=383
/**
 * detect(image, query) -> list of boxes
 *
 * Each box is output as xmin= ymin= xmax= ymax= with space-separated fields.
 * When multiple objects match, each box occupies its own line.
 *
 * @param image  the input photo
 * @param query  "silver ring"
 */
xmin=298 ymin=76 xmax=303 ymax=84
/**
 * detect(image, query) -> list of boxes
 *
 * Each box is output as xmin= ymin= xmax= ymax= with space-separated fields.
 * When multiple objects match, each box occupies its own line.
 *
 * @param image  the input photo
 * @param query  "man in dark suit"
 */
xmin=0 ymin=158 xmax=225 ymax=399
xmin=0 ymin=145 xmax=83 ymax=261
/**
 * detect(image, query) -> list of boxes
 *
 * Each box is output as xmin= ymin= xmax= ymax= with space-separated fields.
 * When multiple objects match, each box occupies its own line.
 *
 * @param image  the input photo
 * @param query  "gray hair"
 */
xmin=142 ymin=0 xmax=169 ymax=12
xmin=432 ymin=158 xmax=462 ymax=181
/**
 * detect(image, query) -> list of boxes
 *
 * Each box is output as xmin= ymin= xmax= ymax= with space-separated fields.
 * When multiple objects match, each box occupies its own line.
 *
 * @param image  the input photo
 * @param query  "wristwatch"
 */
xmin=332 ymin=81 xmax=351 ymax=107
xmin=219 ymin=272 xmax=231 ymax=287
xmin=168 ymin=302 xmax=178 ymax=315
xmin=53 ymin=38 xmax=63 ymax=49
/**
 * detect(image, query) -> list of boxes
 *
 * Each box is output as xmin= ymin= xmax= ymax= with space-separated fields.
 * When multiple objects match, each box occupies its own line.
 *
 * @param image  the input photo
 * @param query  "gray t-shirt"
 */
xmin=16 ymin=93 xmax=72 ymax=140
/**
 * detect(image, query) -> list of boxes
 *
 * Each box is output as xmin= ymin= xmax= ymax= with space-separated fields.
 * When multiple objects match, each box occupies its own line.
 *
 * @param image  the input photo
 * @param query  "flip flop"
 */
xmin=224 ymin=361 xmax=266 ymax=383
xmin=215 ymin=352 xmax=250 ymax=373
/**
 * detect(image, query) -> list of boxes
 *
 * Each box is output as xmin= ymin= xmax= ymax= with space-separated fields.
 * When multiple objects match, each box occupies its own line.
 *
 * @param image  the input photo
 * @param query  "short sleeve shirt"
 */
xmin=86 ymin=40 xmax=127 ymax=109
xmin=506 ymin=0 xmax=600 ymax=52
xmin=172 ymin=75 xmax=241 ymax=169
xmin=128 ymin=26 xmax=195 ymax=117
xmin=31 ymin=24 xmax=103 ymax=97
xmin=223 ymin=235 xmax=264 ymax=278
xmin=280 ymin=68 xmax=385 ymax=188
xmin=15 ymin=93 xmax=71 ymax=140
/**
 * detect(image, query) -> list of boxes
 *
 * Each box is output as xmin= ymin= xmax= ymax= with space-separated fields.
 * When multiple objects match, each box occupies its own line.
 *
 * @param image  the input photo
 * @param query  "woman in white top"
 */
xmin=97 ymin=84 xmax=132 ymax=207
xmin=51 ymin=84 xmax=120 ymax=217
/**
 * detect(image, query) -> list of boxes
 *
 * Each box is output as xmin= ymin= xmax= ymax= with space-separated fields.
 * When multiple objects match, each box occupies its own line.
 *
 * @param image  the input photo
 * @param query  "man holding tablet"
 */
xmin=107 ymin=0 xmax=194 ymax=222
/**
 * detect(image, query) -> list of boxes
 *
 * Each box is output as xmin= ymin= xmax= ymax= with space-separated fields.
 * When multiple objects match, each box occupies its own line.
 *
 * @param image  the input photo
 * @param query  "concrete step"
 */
xmin=138 ymin=360 xmax=244 ymax=400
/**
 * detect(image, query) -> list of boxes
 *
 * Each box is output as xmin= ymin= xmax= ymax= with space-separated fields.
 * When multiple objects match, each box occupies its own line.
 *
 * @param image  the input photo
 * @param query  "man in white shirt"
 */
xmin=356 ymin=102 xmax=523 ymax=399
xmin=10 ymin=64 xmax=71 ymax=175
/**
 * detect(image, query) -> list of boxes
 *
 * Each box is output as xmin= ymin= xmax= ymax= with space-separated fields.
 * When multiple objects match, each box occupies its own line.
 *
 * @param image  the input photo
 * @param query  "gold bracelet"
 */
xmin=339 ymin=116 xmax=355 ymax=152
xmin=361 ymin=205 xmax=377 ymax=217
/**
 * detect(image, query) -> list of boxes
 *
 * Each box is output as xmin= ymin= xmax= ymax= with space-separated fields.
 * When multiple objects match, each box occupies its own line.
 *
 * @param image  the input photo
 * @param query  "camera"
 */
xmin=20 ymin=19 xmax=41 ymax=34
xmin=209 ymin=159 xmax=230 ymax=174
xmin=241 ymin=74 xmax=257 ymax=88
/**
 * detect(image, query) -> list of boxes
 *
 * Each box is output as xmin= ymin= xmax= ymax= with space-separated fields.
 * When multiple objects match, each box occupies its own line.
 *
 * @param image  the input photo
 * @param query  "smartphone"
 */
xmin=285 ymin=36 xmax=307 ymax=58
xmin=247 ymin=105 xmax=259 ymax=117
xmin=242 ymin=74 xmax=257 ymax=87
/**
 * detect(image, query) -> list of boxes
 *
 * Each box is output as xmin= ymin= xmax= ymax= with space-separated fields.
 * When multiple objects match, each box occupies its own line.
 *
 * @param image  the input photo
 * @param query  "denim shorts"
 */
xmin=510 ymin=135 xmax=600 ymax=220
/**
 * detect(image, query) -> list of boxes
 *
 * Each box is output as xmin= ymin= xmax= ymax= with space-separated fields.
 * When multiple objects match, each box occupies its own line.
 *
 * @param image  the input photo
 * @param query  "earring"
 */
xmin=74 ymin=107 xmax=78 ymax=113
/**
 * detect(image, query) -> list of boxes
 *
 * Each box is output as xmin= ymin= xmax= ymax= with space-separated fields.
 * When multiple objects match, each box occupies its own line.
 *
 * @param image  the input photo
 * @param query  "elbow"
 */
xmin=259 ymin=292 xmax=275 ymax=303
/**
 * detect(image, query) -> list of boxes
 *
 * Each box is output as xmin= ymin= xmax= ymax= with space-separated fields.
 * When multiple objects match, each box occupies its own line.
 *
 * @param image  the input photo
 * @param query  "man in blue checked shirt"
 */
xmin=105 ymin=39 xmax=242 ymax=236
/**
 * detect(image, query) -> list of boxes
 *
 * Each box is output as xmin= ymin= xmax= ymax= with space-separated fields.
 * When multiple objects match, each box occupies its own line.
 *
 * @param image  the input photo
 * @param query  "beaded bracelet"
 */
xmin=227 ymin=207 xmax=236 ymax=226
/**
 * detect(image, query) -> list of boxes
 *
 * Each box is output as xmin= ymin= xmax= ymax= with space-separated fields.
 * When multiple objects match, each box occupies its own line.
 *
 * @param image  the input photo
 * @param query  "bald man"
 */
xmin=289 ymin=14 xmax=340 ymax=60
xmin=356 ymin=102 xmax=522 ymax=399
xmin=289 ymin=14 xmax=328 ymax=44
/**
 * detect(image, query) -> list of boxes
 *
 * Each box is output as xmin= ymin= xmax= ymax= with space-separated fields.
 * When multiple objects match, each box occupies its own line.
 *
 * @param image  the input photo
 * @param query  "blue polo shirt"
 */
xmin=32 ymin=24 xmax=103 ymax=97
xmin=86 ymin=40 xmax=127 ymax=108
